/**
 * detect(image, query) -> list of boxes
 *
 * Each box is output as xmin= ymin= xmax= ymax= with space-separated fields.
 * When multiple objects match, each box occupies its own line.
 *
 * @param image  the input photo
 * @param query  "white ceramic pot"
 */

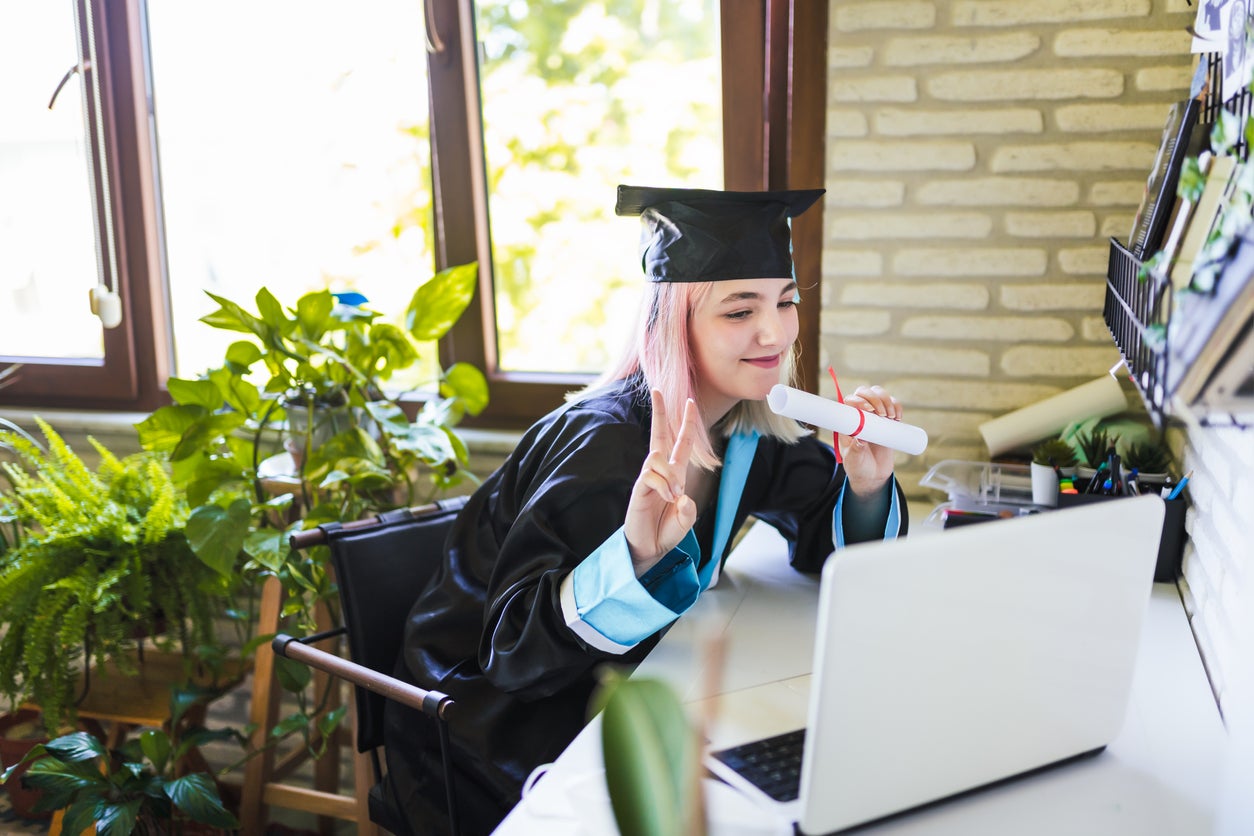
xmin=1031 ymin=461 xmax=1059 ymax=507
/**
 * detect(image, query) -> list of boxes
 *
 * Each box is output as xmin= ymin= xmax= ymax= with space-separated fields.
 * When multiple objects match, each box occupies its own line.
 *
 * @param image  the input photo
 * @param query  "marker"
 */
xmin=1166 ymin=470 xmax=1193 ymax=501
xmin=1107 ymin=452 xmax=1123 ymax=497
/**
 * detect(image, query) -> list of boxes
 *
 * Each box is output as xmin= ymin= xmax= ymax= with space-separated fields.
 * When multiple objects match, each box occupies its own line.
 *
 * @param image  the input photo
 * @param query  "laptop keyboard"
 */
xmin=710 ymin=728 xmax=806 ymax=802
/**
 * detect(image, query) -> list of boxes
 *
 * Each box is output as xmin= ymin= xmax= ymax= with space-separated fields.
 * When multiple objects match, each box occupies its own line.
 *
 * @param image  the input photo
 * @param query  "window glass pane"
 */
xmin=475 ymin=0 xmax=722 ymax=374
xmin=146 ymin=1 xmax=437 ymax=389
xmin=0 ymin=2 xmax=105 ymax=360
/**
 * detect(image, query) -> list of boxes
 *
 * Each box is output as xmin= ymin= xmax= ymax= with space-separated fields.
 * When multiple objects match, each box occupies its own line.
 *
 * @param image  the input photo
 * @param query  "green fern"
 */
xmin=0 ymin=418 xmax=247 ymax=732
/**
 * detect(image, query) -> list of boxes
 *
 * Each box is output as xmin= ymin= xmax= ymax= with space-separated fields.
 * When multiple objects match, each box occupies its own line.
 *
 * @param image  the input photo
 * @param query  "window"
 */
xmin=0 ymin=0 xmax=827 ymax=426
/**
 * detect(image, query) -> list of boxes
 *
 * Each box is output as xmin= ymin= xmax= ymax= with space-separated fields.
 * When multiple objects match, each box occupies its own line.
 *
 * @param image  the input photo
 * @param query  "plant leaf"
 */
xmin=271 ymin=711 xmax=312 ymax=739
xmin=407 ymin=262 xmax=477 ymax=340
xmin=44 ymin=731 xmax=107 ymax=763
xmin=442 ymin=362 xmax=490 ymax=415
xmin=224 ymin=339 xmax=264 ymax=371
xmin=166 ymin=377 xmax=225 ymax=410
xmin=201 ymin=291 xmax=267 ymax=337
xmin=22 ymin=760 xmax=106 ymax=810
xmin=135 ymin=403 xmax=207 ymax=454
xmin=275 ymin=656 xmax=313 ymax=692
xmin=317 ymin=704 xmax=349 ymax=740
xmin=61 ymin=797 xmax=111 ymax=836
xmin=244 ymin=527 xmax=289 ymax=573
xmin=185 ymin=498 xmax=251 ymax=576
xmin=93 ymin=797 xmax=142 ymax=836
xmin=165 ymin=772 xmax=241 ymax=828
xmin=597 ymin=675 xmax=694 ymax=836
xmin=0 ymin=743 xmax=47 ymax=782
xmin=174 ymin=411 xmax=248 ymax=463
xmin=296 ymin=289 xmax=336 ymax=341
xmin=139 ymin=728 xmax=171 ymax=775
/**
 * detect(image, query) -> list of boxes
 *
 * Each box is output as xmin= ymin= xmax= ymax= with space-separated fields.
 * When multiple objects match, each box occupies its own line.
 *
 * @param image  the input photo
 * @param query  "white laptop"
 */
xmin=704 ymin=494 xmax=1166 ymax=835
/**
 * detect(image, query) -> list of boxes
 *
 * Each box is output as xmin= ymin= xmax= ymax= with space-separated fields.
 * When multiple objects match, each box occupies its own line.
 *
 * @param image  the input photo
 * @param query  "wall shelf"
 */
xmin=1104 ymin=53 xmax=1253 ymax=432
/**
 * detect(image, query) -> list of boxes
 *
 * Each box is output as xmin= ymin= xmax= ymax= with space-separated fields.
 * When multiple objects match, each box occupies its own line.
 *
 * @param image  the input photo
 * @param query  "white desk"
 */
xmin=495 ymin=522 xmax=1228 ymax=835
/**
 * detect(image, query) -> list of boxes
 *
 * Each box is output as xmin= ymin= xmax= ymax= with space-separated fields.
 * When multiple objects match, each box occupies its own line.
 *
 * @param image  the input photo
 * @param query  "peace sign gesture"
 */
xmin=625 ymin=390 xmax=701 ymax=577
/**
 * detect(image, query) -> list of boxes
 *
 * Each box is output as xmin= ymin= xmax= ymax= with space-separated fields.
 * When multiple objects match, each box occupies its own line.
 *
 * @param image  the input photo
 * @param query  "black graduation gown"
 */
xmin=382 ymin=376 xmax=908 ymax=835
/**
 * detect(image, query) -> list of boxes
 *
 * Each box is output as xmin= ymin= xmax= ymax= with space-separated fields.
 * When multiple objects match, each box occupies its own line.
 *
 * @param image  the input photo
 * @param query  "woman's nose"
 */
xmin=758 ymin=310 xmax=785 ymax=345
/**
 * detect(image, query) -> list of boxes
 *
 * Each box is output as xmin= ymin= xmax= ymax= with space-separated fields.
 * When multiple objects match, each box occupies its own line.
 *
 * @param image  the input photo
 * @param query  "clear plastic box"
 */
xmin=918 ymin=460 xmax=1036 ymax=528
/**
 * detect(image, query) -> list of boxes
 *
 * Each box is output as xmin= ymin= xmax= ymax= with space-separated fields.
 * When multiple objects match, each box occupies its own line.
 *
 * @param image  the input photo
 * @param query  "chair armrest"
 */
xmin=272 ymin=633 xmax=454 ymax=721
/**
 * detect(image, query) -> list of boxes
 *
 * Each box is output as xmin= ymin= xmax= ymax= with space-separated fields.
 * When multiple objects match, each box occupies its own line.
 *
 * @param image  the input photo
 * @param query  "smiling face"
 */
xmin=688 ymin=277 xmax=799 ymax=423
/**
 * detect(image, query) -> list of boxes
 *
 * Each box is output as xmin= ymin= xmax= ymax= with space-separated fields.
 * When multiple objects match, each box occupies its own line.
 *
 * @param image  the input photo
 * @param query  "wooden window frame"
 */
xmin=0 ymin=0 xmax=826 ymax=423
xmin=432 ymin=0 xmax=829 ymax=428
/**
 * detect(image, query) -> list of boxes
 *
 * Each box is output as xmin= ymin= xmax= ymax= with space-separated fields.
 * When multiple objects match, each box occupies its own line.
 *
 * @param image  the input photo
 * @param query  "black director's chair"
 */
xmin=271 ymin=495 xmax=468 ymax=836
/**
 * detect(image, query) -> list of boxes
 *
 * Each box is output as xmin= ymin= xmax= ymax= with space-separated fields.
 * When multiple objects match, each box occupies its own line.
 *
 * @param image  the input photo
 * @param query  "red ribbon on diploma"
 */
xmin=827 ymin=367 xmax=868 ymax=467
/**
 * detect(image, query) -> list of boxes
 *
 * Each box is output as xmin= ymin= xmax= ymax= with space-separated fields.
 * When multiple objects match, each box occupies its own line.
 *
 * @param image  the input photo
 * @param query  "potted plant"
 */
xmin=0 ymin=707 xmax=52 ymax=821
xmin=131 ymin=264 xmax=489 ymax=786
xmin=1122 ymin=438 xmax=1173 ymax=490
xmin=1030 ymin=438 xmax=1078 ymax=507
xmin=1 ymin=689 xmax=243 ymax=836
xmin=1074 ymin=427 xmax=1117 ymax=477
xmin=134 ymin=262 xmax=488 ymax=632
xmin=0 ymin=418 xmax=247 ymax=735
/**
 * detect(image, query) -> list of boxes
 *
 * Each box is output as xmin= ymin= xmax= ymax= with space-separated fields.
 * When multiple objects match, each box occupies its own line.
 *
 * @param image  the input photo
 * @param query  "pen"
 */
xmin=1107 ymin=451 xmax=1123 ymax=496
xmin=1166 ymin=470 xmax=1193 ymax=501
xmin=1085 ymin=462 xmax=1107 ymax=494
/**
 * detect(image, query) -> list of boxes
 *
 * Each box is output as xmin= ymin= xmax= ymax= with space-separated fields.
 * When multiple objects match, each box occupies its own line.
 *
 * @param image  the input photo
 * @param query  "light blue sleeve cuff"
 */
xmin=558 ymin=528 xmax=696 ymax=654
xmin=833 ymin=480 xmax=903 ymax=548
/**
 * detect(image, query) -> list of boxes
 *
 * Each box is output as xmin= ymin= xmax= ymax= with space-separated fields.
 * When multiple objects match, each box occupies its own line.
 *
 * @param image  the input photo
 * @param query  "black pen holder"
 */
xmin=1057 ymin=490 xmax=1187 ymax=582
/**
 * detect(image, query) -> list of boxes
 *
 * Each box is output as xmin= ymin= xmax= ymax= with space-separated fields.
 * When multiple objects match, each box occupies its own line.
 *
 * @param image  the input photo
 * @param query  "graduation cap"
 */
xmin=615 ymin=184 xmax=825 ymax=283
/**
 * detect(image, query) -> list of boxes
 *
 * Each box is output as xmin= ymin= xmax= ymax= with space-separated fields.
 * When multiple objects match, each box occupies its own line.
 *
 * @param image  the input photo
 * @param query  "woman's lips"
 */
xmin=743 ymin=354 xmax=781 ymax=369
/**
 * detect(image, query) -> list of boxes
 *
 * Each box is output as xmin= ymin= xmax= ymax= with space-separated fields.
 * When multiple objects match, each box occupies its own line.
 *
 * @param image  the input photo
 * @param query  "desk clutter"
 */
xmin=921 ymin=458 xmax=1187 ymax=583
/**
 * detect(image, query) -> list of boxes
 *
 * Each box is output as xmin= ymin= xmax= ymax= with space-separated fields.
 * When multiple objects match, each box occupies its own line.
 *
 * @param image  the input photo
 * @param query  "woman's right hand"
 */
xmin=624 ymin=390 xmax=700 ymax=576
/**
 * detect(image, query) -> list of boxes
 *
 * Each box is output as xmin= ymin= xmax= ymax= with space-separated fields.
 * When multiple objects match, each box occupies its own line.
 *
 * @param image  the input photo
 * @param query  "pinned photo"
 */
xmin=1223 ymin=0 xmax=1254 ymax=100
xmin=1193 ymin=0 xmax=1236 ymax=52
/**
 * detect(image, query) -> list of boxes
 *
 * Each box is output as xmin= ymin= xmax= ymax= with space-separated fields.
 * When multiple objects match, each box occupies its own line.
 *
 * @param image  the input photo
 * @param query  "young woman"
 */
xmin=383 ymin=186 xmax=909 ymax=835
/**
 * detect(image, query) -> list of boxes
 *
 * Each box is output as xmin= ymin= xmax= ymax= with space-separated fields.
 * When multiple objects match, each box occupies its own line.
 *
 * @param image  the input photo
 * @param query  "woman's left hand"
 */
xmin=838 ymin=384 xmax=900 ymax=497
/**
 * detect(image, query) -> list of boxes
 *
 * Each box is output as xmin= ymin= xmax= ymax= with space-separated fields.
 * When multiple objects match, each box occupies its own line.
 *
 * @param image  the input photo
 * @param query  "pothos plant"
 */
xmin=132 ymin=263 xmax=487 ymax=767
xmin=0 ymin=418 xmax=245 ymax=733
xmin=133 ymin=261 xmax=488 ymax=629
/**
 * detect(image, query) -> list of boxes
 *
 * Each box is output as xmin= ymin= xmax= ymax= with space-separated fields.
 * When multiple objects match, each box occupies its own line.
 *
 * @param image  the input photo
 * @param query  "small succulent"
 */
xmin=1075 ymin=428 xmax=1118 ymax=469
xmin=1031 ymin=438 xmax=1078 ymax=469
xmin=1123 ymin=439 xmax=1173 ymax=474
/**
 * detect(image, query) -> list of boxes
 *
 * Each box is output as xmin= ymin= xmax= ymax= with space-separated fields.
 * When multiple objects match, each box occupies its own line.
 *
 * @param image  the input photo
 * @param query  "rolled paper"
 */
xmin=767 ymin=385 xmax=929 ymax=456
xmin=978 ymin=374 xmax=1128 ymax=457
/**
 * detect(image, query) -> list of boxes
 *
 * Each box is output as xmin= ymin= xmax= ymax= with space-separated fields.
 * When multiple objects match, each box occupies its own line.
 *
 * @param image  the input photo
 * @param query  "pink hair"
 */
xmin=582 ymin=281 xmax=807 ymax=470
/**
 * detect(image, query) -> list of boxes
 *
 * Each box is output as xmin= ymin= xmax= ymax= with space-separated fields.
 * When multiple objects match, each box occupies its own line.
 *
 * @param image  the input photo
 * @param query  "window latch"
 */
xmin=48 ymin=60 xmax=91 ymax=110
xmin=422 ymin=0 xmax=445 ymax=54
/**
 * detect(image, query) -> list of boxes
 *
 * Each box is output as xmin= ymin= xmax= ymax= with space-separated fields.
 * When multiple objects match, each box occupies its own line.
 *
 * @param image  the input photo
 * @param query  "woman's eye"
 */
xmin=778 ymin=298 xmax=797 ymax=309
xmin=724 ymin=309 xmax=751 ymax=320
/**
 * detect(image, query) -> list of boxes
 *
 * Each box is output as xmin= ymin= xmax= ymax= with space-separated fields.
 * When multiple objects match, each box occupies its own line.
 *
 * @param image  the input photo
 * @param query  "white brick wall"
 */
xmin=824 ymin=0 xmax=1252 ymax=732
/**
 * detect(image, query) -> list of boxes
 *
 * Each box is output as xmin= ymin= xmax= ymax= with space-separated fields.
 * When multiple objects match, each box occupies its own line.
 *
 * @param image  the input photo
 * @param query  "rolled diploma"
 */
xmin=767 ymin=385 xmax=929 ymax=455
